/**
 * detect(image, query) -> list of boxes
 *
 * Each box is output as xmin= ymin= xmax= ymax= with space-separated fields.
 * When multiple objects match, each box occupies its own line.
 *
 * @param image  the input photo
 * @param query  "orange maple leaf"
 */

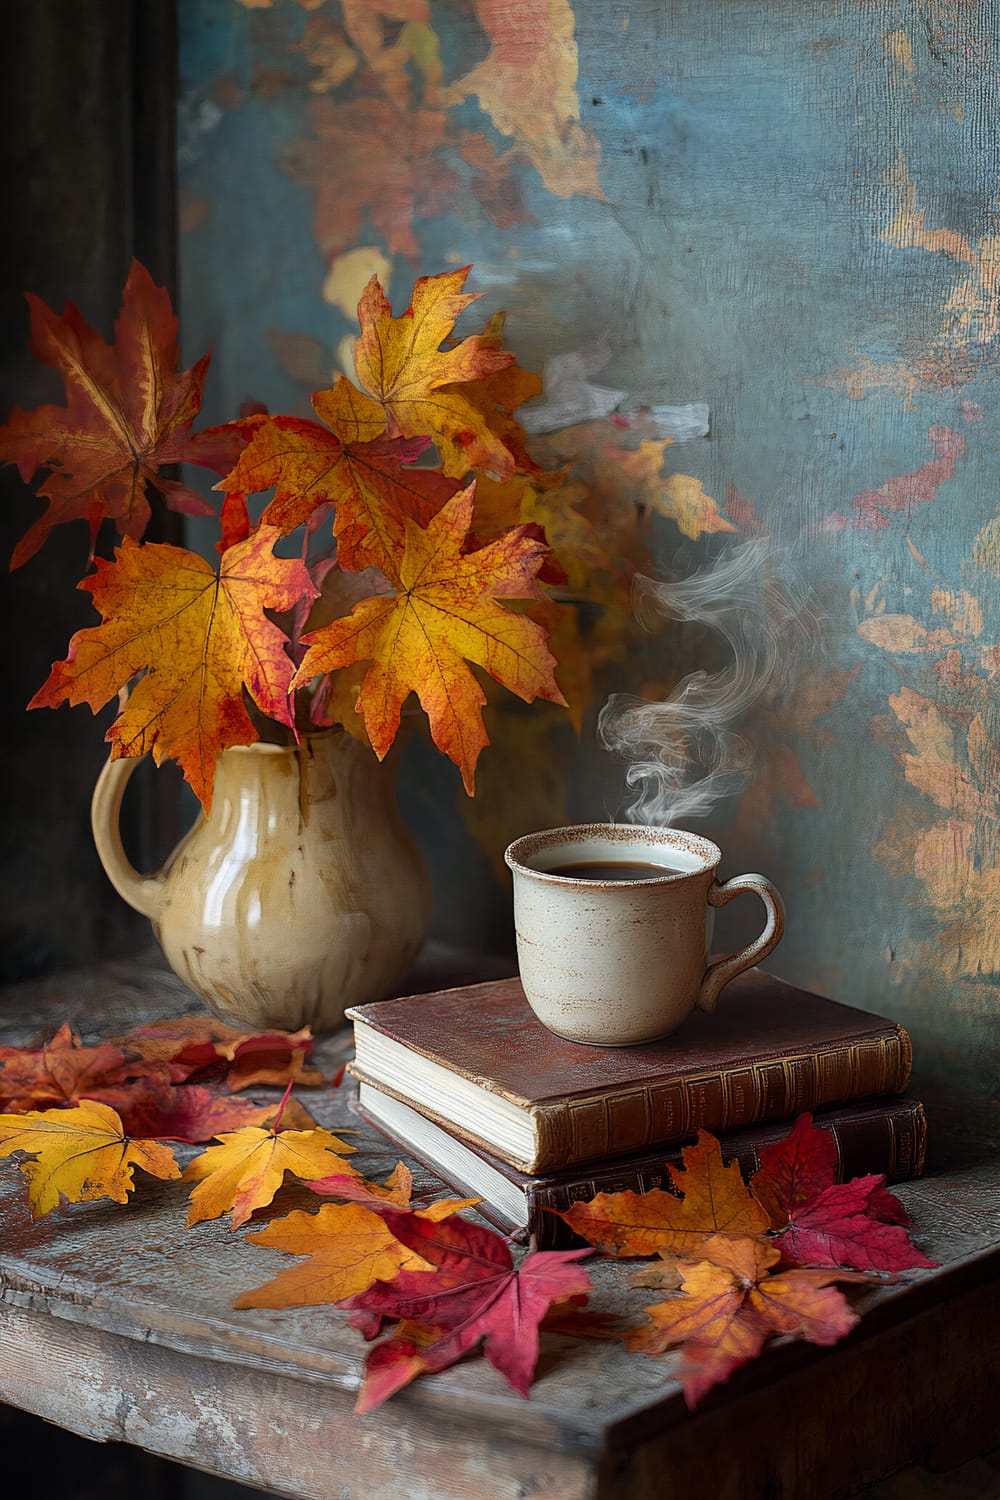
xmin=217 ymin=410 xmax=459 ymax=573
xmin=292 ymin=483 xmax=566 ymax=793
xmin=627 ymin=1233 xmax=861 ymax=1408
xmin=233 ymin=1194 xmax=472 ymax=1310
xmin=184 ymin=1119 xmax=359 ymax=1231
xmin=29 ymin=527 xmax=317 ymax=809
xmin=558 ymin=1130 xmax=770 ymax=1257
xmin=0 ymin=261 xmax=234 ymax=569
xmin=0 ymin=1099 xmax=180 ymax=1217
xmin=351 ymin=267 xmax=532 ymax=478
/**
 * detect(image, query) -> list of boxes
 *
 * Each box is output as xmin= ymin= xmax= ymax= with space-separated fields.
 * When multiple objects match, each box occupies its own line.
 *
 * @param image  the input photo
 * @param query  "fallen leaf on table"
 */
xmin=627 ymin=1233 xmax=862 ymax=1408
xmin=119 ymin=1083 xmax=315 ymax=1142
xmin=747 ymin=1110 xmax=838 ymax=1225
xmin=309 ymin=1160 xmax=415 ymax=1204
xmin=340 ymin=1207 xmax=593 ymax=1409
xmin=307 ymin=1160 xmax=480 ymax=1215
xmin=293 ymin=482 xmax=565 ymax=793
xmin=358 ymin=1332 xmax=439 ymax=1412
xmin=749 ymin=1114 xmax=936 ymax=1272
xmin=184 ymin=1120 xmax=358 ymax=1230
xmin=115 ymin=1015 xmax=323 ymax=1089
xmin=558 ymin=1130 xmax=770 ymax=1257
xmin=0 ymin=261 xmax=229 ymax=570
xmin=0 ymin=1023 xmax=172 ymax=1114
xmin=222 ymin=1042 xmax=325 ymax=1094
xmin=765 ymin=1174 xmax=936 ymax=1272
xmin=234 ymin=1194 xmax=471 ymax=1310
xmin=0 ymin=1099 xmax=180 ymax=1217
xmin=0 ymin=1020 xmax=324 ymax=1132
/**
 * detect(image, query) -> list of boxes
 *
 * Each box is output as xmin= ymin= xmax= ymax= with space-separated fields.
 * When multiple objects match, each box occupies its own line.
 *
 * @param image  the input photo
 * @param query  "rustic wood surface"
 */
xmin=0 ymin=953 xmax=998 ymax=1500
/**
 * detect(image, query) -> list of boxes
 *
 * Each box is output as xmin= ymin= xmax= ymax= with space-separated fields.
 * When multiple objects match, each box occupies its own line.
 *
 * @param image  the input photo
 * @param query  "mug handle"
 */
xmin=696 ymin=874 xmax=786 ymax=1014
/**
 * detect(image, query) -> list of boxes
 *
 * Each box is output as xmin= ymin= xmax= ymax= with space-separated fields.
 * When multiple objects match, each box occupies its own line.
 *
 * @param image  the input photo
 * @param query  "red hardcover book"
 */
xmin=347 ymin=970 xmax=912 ymax=1173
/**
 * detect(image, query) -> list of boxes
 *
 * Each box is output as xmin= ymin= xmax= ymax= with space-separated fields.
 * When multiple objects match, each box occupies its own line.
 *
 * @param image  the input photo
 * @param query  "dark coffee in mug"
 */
xmin=551 ymin=859 xmax=678 ymax=882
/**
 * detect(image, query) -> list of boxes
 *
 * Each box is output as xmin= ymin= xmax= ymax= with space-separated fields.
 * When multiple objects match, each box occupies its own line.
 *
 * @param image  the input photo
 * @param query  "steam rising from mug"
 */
xmin=598 ymin=540 xmax=816 ymax=826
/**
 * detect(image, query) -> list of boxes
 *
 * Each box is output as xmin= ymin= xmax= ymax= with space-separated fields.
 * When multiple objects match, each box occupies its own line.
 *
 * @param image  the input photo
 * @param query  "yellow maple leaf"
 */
xmin=183 ymin=1121 xmax=358 ymax=1231
xmin=292 ymin=482 xmax=566 ymax=794
xmin=233 ymin=1195 xmax=471 ymax=1310
xmin=29 ymin=527 xmax=316 ymax=809
xmin=352 ymin=267 xmax=532 ymax=478
xmin=0 ymin=1099 xmax=180 ymax=1217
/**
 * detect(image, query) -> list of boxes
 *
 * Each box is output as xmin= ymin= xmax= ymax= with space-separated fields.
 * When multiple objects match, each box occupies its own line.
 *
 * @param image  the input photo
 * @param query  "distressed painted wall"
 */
xmin=178 ymin=0 xmax=999 ymax=1099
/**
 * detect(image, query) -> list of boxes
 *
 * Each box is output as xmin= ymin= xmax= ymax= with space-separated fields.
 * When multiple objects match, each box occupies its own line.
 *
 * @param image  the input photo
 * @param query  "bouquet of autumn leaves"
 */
xmin=0 ymin=1011 xmax=935 ymax=1413
xmin=1 ymin=261 xmax=570 ymax=806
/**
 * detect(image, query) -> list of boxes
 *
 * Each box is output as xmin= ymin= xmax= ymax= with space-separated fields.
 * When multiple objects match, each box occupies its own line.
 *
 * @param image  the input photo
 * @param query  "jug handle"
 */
xmin=91 ymin=754 xmax=167 ymax=922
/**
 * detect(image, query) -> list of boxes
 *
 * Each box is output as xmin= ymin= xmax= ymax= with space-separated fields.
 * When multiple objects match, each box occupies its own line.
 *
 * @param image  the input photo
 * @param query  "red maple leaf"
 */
xmin=118 ymin=1015 xmax=323 ymax=1090
xmin=0 ymin=1023 xmax=174 ymax=1115
xmin=340 ymin=1206 xmax=593 ymax=1409
xmin=117 ymin=1083 xmax=315 ymax=1143
xmin=1 ymin=262 xmax=237 ymax=569
xmin=750 ymin=1114 xmax=936 ymax=1272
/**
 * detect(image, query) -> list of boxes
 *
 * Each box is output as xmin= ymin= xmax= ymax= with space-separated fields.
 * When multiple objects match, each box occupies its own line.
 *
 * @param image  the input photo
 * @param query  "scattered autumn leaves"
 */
xmin=0 ymin=1015 xmax=935 ymax=1414
xmin=0 ymin=1014 xmax=331 ymax=1218
xmin=560 ymin=1116 xmax=934 ymax=1407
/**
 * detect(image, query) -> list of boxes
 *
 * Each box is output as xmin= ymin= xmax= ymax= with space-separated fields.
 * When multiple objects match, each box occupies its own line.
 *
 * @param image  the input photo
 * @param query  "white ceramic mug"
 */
xmin=504 ymin=824 xmax=785 ymax=1046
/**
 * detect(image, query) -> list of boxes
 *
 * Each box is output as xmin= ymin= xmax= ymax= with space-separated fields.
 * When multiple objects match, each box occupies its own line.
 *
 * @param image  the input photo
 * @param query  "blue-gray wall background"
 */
xmin=178 ymin=0 xmax=999 ymax=1102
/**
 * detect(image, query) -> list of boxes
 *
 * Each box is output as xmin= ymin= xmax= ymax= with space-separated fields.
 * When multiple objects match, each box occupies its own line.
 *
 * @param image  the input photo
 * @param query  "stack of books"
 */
xmin=346 ymin=968 xmax=926 ymax=1249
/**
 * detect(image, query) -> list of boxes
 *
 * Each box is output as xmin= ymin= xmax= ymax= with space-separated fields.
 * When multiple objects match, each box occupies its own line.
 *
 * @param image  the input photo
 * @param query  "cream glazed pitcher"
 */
xmin=91 ymin=730 xmax=433 ymax=1032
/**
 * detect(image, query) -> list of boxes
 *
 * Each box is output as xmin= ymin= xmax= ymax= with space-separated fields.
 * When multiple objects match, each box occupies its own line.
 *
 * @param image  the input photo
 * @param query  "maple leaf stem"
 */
xmin=271 ymin=1078 xmax=296 ymax=1134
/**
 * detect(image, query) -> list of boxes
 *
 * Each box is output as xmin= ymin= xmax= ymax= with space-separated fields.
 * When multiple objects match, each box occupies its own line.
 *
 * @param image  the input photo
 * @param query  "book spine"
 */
xmin=527 ymin=1099 xmax=927 ymax=1250
xmin=532 ymin=1024 xmax=913 ymax=1171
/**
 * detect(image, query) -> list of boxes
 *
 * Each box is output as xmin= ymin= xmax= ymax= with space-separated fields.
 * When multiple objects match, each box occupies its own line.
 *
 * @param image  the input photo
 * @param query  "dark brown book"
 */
xmin=346 ymin=970 xmax=913 ymax=1173
xmin=355 ymin=1083 xmax=928 ymax=1249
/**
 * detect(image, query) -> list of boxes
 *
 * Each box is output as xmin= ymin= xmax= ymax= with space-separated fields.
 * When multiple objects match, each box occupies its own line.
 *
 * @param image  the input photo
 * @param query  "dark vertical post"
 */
xmin=0 ymin=2 xmax=180 ymax=980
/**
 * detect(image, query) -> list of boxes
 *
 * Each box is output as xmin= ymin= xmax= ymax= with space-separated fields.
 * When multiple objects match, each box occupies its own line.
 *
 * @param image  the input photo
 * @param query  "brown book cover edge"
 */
xmin=346 ymin=973 xmax=913 ymax=1115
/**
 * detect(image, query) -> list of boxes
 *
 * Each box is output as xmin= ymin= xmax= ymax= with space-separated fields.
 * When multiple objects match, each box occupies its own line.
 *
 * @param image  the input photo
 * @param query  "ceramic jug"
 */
xmin=91 ymin=731 xmax=433 ymax=1032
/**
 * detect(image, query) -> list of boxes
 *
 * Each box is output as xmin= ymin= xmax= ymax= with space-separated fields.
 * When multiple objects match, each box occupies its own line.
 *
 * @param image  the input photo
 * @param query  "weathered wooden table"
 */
xmin=0 ymin=953 xmax=997 ymax=1500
